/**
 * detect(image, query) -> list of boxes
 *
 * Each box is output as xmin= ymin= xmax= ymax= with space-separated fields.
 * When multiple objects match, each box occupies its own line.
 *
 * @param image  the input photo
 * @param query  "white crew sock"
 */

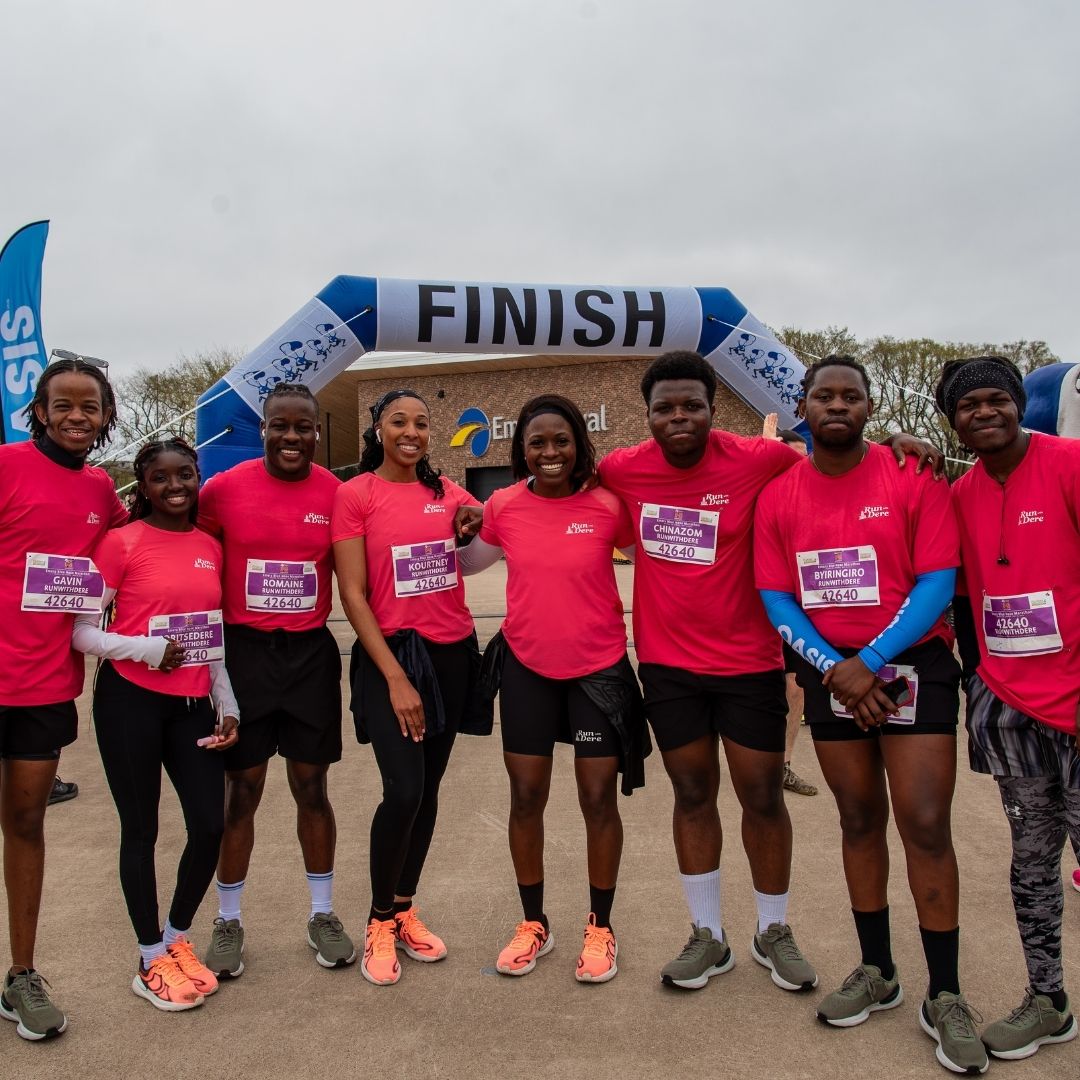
xmin=162 ymin=919 xmax=188 ymax=945
xmin=307 ymin=870 xmax=334 ymax=918
xmin=680 ymin=869 xmax=723 ymax=937
xmin=754 ymin=889 xmax=789 ymax=933
xmin=217 ymin=878 xmax=245 ymax=924
xmin=139 ymin=940 xmax=167 ymax=968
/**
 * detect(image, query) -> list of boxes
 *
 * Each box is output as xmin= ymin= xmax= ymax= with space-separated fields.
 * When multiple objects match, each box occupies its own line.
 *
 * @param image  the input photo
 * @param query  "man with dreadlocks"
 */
xmin=0 ymin=358 xmax=126 ymax=1041
xmin=938 ymin=355 xmax=1080 ymax=1062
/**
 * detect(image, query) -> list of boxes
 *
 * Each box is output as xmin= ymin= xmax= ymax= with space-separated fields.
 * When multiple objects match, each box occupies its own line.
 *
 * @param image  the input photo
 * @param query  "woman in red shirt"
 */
xmin=73 ymin=439 xmax=238 ymax=1013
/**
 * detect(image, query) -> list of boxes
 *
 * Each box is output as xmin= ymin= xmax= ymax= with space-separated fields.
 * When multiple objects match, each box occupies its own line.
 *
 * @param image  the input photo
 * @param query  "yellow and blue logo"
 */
xmin=450 ymin=407 xmax=491 ymax=456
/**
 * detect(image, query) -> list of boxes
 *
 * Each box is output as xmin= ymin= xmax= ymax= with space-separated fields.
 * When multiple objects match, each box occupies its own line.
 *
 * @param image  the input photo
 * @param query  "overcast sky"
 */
xmin=4 ymin=0 xmax=1078 ymax=377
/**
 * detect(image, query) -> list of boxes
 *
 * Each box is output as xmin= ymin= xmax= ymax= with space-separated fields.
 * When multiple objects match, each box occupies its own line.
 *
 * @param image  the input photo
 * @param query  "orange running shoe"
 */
xmin=496 ymin=919 xmax=553 ymax=976
xmin=394 ymin=906 xmax=447 ymax=962
xmin=167 ymin=937 xmax=219 ymax=997
xmin=132 ymin=954 xmax=204 ymax=1012
xmin=575 ymin=913 xmax=618 ymax=983
xmin=361 ymin=919 xmax=401 ymax=986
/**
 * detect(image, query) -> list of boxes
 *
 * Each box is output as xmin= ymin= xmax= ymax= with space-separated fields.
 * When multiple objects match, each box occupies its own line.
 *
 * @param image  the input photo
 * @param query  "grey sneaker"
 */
xmin=751 ymin=922 xmax=818 ymax=991
xmin=783 ymin=763 xmax=818 ymax=796
xmin=982 ymin=989 xmax=1077 ymax=1060
xmin=0 ymin=969 xmax=68 ymax=1041
xmin=660 ymin=924 xmax=734 ymax=989
xmin=205 ymin=917 xmax=245 ymax=978
xmin=919 ymin=991 xmax=989 ymax=1074
xmin=817 ymin=964 xmax=903 ymax=1027
xmin=307 ymin=911 xmax=356 ymax=969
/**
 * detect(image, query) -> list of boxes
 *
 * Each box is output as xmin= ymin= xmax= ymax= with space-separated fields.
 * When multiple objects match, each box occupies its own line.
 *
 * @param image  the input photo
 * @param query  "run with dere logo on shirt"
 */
xmin=479 ymin=481 xmax=634 ymax=680
xmin=0 ymin=441 xmax=127 ymax=706
xmin=198 ymin=458 xmax=341 ymax=632
xmin=599 ymin=430 xmax=800 ymax=676
xmin=331 ymin=472 xmax=475 ymax=643
xmin=953 ymin=431 xmax=1080 ymax=733
xmin=91 ymin=521 xmax=224 ymax=698
xmin=754 ymin=442 xmax=959 ymax=649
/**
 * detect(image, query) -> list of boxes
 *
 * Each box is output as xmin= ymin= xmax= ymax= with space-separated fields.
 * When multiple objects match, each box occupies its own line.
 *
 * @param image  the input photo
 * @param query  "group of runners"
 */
xmin=0 ymin=348 xmax=1076 ymax=1075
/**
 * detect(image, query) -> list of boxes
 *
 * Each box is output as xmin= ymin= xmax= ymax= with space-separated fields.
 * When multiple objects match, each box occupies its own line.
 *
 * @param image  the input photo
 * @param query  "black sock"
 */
xmin=518 ymin=881 xmax=547 ymax=929
xmin=589 ymin=885 xmax=616 ymax=929
xmin=920 ymin=925 xmax=960 ymax=998
xmin=369 ymin=905 xmax=394 ymax=925
xmin=392 ymin=900 xmax=412 ymax=918
xmin=853 ymin=907 xmax=894 ymax=980
xmin=1036 ymin=987 xmax=1069 ymax=1012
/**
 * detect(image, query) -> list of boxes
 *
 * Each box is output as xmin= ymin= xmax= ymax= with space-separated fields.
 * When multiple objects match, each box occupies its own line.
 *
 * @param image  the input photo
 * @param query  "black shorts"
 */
xmin=222 ymin=623 xmax=343 ymax=771
xmin=500 ymin=647 xmax=621 ymax=759
xmin=638 ymin=663 xmax=787 ymax=754
xmin=782 ymin=642 xmax=800 ymax=675
xmin=0 ymin=701 xmax=78 ymax=760
xmin=797 ymin=636 xmax=960 ymax=742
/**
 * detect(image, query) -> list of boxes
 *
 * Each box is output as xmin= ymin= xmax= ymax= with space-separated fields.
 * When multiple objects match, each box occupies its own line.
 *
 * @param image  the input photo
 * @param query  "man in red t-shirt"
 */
xmin=938 ymin=356 xmax=1080 ymax=1062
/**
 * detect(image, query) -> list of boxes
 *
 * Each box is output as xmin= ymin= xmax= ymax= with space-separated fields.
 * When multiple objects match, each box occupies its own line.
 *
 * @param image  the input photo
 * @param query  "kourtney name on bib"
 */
xmin=148 ymin=610 xmax=225 ymax=666
xmin=22 ymin=552 xmax=106 ymax=613
xmin=246 ymin=559 xmax=317 ymax=612
xmin=392 ymin=539 xmax=459 ymax=597
xmin=798 ymin=546 xmax=880 ymax=608
xmin=640 ymin=504 xmax=718 ymax=566
xmin=982 ymin=591 xmax=1063 ymax=657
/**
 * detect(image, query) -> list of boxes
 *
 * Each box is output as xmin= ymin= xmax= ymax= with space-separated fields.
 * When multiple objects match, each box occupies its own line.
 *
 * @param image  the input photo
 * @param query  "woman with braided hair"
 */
xmin=332 ymin=390 xmax=484 ymax=986
xmin=72 ymin=438 xmax=239 ymax=1013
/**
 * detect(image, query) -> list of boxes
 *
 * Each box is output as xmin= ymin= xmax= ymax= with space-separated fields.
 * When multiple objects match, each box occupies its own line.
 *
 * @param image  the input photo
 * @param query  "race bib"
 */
xmin=982 ymin=591 xmax=1063 ymax=657
xmin=22 ymin=552 xmax=106 ymax=613
xmin=245 ymin=559 xmax=317 ymax=612
xmin=148 ymin=609 xmax=224 ymax=666
xmin=798 ymin=546 xmax=880 ymax=608
xmin=640 ymin=504 xmax=718 ymax=566
xmin=392 ymin=539 xmax=459 ymax=597
xmin=830 ymin=663 xmax=918 ymax=725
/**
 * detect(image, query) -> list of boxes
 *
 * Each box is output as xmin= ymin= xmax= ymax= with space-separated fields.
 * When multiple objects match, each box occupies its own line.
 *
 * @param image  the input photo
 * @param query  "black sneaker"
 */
xmin=47 ymin=778 xmax=78 ymax=806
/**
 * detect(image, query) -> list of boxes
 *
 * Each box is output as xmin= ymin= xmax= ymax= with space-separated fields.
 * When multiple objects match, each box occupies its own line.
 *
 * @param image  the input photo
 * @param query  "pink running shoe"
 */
xmin=496 ymin=920 xmax=553 ymax=976
xmin=167 ymin=937 xmax=219 ymax=997
xmin=394 ymin=906 xmax=447 ymax=962
xmin=576 ymin=913 xmax=618 ymax=983
xmin=1072 ymin=867 xmax=1080 ymax=894
xmin=362 ymin=918 xmax=401 ymax=986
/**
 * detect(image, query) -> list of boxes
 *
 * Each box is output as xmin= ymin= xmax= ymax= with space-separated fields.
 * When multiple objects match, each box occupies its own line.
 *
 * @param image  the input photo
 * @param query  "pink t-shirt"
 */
xmin=331 ymin=473 xmax=475 ymax=644
xmin=952 ymin=432 xmax=1080 ymax=733
xmin=754 ymin=443 xmax=959 ymax=648
xmin=599 ymin=430 xmax=799 ymax=676
xmin=479 ymin=481 xmax=634 ymax=680
xmin=198 ymin=459 xmax=340 ymax=632
xmin=0 ymin=441 xmax=127 ymax=706
xmin=92 ymin=521 xmax=224 ymax=697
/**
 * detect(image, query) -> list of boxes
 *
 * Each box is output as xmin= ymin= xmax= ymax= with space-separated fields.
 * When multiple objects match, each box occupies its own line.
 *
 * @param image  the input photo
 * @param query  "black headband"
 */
xmin=369 ymin=389 xmax=426 ymax=425
xmin=941 ymin=360 xmax=1026 ymax=425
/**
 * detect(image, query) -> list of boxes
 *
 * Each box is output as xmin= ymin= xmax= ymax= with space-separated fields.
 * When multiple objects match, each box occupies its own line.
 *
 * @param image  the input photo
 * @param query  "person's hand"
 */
xmin=883 ymin=433 xmax=945 ymax=479
xmin=158 ymin=639 xmax=186 ymax=672
xmin=762 ymin=412 xmax=779 ymax=440
xmin=199 ymin=714 xmax=239 ymax=750
xmin=389 ymin=675 xmax=425 ymax=741
xmin=454 ymin=505 xmax=483 ymax=539
xmin=822 ymin=656 xmax=878 ymax=708
xmin=848 ymin=685 xmax=900 ymax=731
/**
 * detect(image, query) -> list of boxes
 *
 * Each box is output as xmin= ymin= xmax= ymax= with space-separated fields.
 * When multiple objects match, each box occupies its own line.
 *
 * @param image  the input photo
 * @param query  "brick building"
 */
xmin=315 ymin=352 xmax=762 ymax=497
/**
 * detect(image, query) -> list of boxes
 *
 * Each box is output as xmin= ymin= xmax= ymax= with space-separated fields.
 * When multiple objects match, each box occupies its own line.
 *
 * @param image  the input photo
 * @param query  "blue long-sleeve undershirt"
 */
xmin=760 ymin=568 xmax=956 ymax=675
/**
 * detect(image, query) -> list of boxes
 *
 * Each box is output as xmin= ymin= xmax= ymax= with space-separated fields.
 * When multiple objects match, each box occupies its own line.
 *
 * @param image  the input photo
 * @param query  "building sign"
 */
xmin=450 ymin=405 xmax=610 ymax=458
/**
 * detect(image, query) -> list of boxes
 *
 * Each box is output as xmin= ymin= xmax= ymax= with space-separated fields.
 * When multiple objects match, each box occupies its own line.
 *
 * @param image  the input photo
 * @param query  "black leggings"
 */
xmin=94 ymin=662 xmax=224 ymax=945
xmin=357 ymin=638 xmax=471 ymax=910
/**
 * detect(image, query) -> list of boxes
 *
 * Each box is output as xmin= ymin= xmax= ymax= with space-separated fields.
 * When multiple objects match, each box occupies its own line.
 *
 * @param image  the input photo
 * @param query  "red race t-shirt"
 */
xmin=331 ymin=473 xmax=475 ymax=644
xmin=599 ymin=430 xmax=799 ymax=676
xmin=0 ymin=441 xmax=127 ymax=706
xmin=952 ymin=432 xmax=1080 ymax=733
xmin=754 ymin=443 xmax=959 ymax=648
xmin=479 ymin=481 xmax=634 ymax=679
xmin=92 ymin=521 xmax=224 ymax=697
xmin=198 ymin=458 xmax=340 ymax=632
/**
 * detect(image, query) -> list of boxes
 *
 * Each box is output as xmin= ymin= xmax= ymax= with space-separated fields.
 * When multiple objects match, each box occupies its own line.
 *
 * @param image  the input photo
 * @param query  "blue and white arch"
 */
xmin=196 ymin=277 xmax=808 ymax=480
xmin=1023 ymin=362 xmax=1080 ymax=438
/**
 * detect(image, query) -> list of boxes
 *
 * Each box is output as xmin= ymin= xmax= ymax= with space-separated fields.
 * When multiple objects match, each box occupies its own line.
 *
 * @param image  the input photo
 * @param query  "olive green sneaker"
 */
xmin=205 ymin=917 xmax=245 ymax=979
xmin=817 ymin=964 xmax=903 ymax=1027
xmin=660 ymin=924 xmax=734 ymax=989
xmin=307 ymin=912 xmax=356 ymax=969
xmin=751 ymin=922 xmax=818 ymax=991
xmin=0 ymin=969 xmax=68 ymax=1041
xmin=982 ymin=989 xmax=1077 ymax=1060
xmin=919 ymin=991 xmax=989 ymax=1074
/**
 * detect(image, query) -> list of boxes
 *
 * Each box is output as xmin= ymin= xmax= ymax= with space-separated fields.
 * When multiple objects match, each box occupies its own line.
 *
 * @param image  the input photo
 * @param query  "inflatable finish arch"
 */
xmin=196 ymin=276 xmax=809 ymax=481
xmin=1022 ymin=362 xmax=1080 ymax=438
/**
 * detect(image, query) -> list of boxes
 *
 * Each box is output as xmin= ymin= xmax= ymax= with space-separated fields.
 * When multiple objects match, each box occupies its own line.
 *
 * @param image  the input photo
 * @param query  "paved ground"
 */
xmin=2 ymin=565 xmax=1077 ymax=1079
